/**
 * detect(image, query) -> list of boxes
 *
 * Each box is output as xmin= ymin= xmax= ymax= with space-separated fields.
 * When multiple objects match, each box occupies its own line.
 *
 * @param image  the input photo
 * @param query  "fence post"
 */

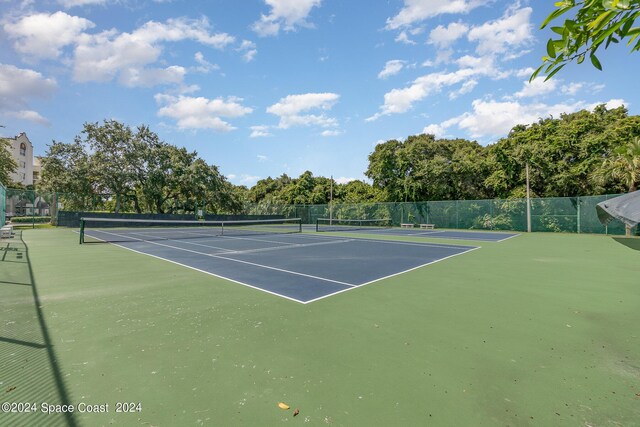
xmin=577 ymin=196 xmax=581 ymax=234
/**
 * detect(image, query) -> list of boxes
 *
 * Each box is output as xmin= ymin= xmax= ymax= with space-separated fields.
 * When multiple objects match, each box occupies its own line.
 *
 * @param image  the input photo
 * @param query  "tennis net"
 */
xmin=79 ymin=217 xmax=302 ymax=244
xmin=315 ymin=218 xmax=391 ymax=232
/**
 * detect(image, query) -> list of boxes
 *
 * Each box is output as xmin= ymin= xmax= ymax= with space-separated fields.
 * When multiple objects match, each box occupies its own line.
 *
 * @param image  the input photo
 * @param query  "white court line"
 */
xmin=496 ymin=233 xmax=521 ymax=242
xmin=303 ymin=232 xmax=477 ymax=250
xmin=221 ymin=238 xmax=355 ymax=255
xmin=80 ymin=228 xmax=481 ymax=304
xmin=328 ymin=229 xmax=519 ymax=243
xmin=303 ymin=246 xmax=481 ymax=304
xmin=91 ymin=229 xmax=357 ymax=288
xmin=128 ymin=231 xmax=236 ymax=252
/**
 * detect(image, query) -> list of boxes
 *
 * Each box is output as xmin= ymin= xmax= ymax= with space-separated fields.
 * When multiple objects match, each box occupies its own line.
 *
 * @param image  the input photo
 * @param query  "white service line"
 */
xmin=221 ymin=238 xmax=354 ymax=255
xmin=91 ymin=229 xmax=357 ymax=288
xmin=128 ymin=231 xmax=236 ymax=252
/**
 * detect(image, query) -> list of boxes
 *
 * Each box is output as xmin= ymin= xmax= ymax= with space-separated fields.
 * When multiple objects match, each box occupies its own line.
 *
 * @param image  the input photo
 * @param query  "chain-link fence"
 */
xmin=3 ymin=188 xmax=633 ymax=235
xmin=0 ymin=182 xmax=6 ymax=226
xmin=242 ymin=195 xmax=630 ymax=235
xmin=5 ymin=188 xmax=54 ymax=227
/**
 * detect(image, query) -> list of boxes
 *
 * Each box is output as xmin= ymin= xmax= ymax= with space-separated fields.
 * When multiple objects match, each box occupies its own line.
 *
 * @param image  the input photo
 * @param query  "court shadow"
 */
xmin=0 ymin=231 xmax=77 ymax=426
xmin=612 ymin=237 xmax=640 ymax=252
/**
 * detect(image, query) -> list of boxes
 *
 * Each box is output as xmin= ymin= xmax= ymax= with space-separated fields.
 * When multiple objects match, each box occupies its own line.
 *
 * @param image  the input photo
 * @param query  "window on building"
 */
xmin=20 ymin=143 xmax=26 ymax=156
xmin=21 ymin=161 xmax=26 ymax=168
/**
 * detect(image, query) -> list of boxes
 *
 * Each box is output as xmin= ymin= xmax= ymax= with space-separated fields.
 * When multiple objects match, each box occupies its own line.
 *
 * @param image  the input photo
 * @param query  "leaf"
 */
xmin=544 ymin=63 xmax=566 ymax=81
xmin=541 ymin=6 xmax=575 ymax=29
xmin=547 ymin=38 xmax=557 ymax=58
xmin=587 ymin=11 xmax=616 ymax=32
xmin=590 ymin=53 xmax=603 ymax=70
xmin=577 ymin=53 xmax=586 ymax=64
xmin=529 ymin=64 xmax=545 ymax=82
xmin=551 ymin=26 xmax=567 ymax=35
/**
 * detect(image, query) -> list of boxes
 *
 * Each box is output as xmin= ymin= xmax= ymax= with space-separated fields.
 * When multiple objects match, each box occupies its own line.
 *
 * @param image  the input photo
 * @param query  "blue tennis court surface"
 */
xmin=83 ymin=230 xmax=478 ymax=303
xmin=316 ymin=227 xmax=519 ymax=242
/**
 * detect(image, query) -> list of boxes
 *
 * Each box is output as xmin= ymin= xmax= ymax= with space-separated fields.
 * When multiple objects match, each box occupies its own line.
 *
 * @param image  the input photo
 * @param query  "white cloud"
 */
xmin=386 ymin=0 xmax=487 ymax=30
xmin=120 ymin=66 xmax=186 ymax=87
xmin=378 ymin=60 xmax=406 ymax=79
xmin=227 ymin=174 xmax=261 ymax=186
xmin=4 ymin=11 xmax=95 ymax=59
xmin=252 ymin=0 xmax=321 ymax=37
xmin=367 ymin=67 xmax=486 ymax=120
xmin=428 ymin=21 xmax=468 ymax=48
xmin=422 ymin=124 xmax=446 ymax=137
xmin=434 ymin=98 xmax=629 ymax=139
xmin=6 ymin=109 xmax=51 ymax=126
xmin=0 ymin=64 xmax=56 ymax=124
xmin=238 ymin=40 xmax=257 ymax=62
xmin=467 ymin=7 xmax=533 ymax=56
xmin=515 ymin=67 xmax=536 ymax=78
xmin=267 ymin=92 xmax=340 ymax=129
xmin=257 ymin=154 xmax=269 ymax=162
xmin=585 ymin=98 xmax=627 ymax=111
xmin=513 ymin=78 xmax=558 ymax=98
xmin=250 ymin=125 xmax=272 ymax=138
xmin=58 ymin=0 xmax=107 ymax=7
xmin=193 ymin=52 xmax=219 ymax=73
xmin=395 ymin=31 xmax=416 ymax=45
xmin=334 ymin=177 xmax=357 ymax=184
xmin=155 ymin=94 xmax=252 ymax=131
xmin=449 ymin=79 xmax=477 ymax=99
xmin=73 ymin=17 xmax=234 ymax=86
xmin=321 ymin=129 xmax=342 ymax=137
xmin=561 ymin=82 xmax=583 ymax=96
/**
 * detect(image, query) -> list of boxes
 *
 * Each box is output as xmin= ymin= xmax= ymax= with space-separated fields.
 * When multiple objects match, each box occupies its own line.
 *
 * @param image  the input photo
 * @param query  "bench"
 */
xmin=1 ymin=225 xmax=13 ymax=239
xmin=400 ymin=223 xmax=414 ymax=228
xmin=420 ymin=224 xmax=435 ymax=230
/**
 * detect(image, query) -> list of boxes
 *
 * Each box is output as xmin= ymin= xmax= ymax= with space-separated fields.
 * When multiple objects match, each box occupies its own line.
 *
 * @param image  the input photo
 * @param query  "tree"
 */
xmin=593 ymin=136 xmax=640 ymax=191
xmin=39 ymin=140 xmax=94 ymax=210
xmin=0 ymin=136 xmax=18 ymax=185
xmin=593 ymin=136 xmax=640 ymax=235
xmin=532 ymin=0 xmax=640 ymax=81
xmin=81 ymin=120 xmax=137 ymax=213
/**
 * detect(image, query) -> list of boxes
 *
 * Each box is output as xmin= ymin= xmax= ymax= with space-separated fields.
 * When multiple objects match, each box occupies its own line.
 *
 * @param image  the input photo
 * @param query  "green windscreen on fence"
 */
xmin=1 ymin=185 xmax=635 ymax=236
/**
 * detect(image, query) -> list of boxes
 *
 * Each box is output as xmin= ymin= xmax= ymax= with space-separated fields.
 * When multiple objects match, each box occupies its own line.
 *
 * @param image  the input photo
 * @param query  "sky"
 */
xmin=1 ymin=0 xmax=639 ymax=187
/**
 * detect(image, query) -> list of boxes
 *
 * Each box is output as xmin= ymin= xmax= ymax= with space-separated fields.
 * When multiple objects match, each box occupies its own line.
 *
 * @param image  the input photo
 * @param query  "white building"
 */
xmin=5 ymin=132 xmax=35 ymax=186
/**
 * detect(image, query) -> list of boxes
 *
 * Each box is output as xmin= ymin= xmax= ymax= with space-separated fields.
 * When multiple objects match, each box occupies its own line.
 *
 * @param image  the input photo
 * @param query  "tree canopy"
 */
xmin=39 ymin=120 xmax=242 ymax=214
xmin=0 ymin=136 xmax=18 ymax=186
xmin=36 ymin=106 xmax=640 ymax=215
xmin=532 ymin=0 xmax=640 ymax=81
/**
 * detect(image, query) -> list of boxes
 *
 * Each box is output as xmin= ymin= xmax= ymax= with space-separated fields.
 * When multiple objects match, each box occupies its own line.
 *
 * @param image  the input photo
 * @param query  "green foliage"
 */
xmin=0 ymin=136 xmax=18 ymax=185
xmin=532 ymin=0 xmax=640 ymax=80
xmin=10 ymin=216 xmax=50 ymax=223
xmin=485 ymin=105 xmax=637 ymax=197
xmin=592 ymin=135 xmax=640 ymax=191
xmin=40 ymin=120 xmax=240 ymax=215
xmin=365 ymin=134 xmax=490 ymax=202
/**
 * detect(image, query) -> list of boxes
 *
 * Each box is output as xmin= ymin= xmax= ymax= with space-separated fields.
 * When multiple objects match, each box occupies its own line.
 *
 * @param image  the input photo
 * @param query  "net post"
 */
xmin=298 ymin=218 xmax=302 ymax=233
xmin=79 ymin=218 xmax=85 ymax=244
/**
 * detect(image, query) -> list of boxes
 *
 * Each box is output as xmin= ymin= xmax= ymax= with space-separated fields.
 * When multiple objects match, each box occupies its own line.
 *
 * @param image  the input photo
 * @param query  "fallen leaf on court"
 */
xmin=293 ymin=408 xmax=300 ymax=416
xmin=278 ymin=402 xmax=290 ymax=410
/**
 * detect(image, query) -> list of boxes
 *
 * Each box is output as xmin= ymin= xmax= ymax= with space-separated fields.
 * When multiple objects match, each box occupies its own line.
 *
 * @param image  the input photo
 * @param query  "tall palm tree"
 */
xmin=593 ymin=136 xmax=640 ymax=236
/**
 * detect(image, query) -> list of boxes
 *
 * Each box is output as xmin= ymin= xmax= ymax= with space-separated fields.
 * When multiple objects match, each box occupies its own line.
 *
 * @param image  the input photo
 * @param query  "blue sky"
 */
xmin=1 ymin=0 xmax=638 ymax=187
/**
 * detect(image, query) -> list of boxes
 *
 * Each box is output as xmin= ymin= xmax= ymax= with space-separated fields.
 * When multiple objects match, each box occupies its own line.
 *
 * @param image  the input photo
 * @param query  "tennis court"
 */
xmin=3 ymin=227 xmax=640 ymax=426
xmin=80 ymin=218 xmax=478 ymax=303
